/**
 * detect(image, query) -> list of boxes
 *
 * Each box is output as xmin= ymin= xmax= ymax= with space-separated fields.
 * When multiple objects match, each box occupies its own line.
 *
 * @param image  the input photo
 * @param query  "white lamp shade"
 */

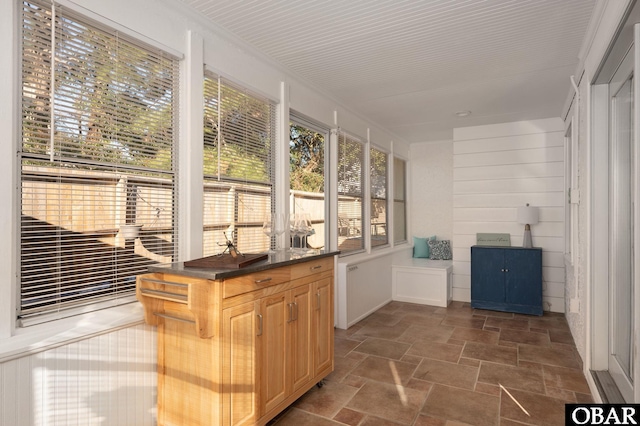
xmin=517 ymin=205 xmax=539 ymax=225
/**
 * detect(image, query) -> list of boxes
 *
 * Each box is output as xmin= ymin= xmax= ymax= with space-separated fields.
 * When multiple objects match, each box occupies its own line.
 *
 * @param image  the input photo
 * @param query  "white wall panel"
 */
xmin=454 ymin=147 xmax=564 ymax=168
xmin=543 ymin=267 xmax=566 ymax=285
xmin=453 ymin=207 xmax=564 ymax=222
xmin=452 ymin=248 xmax=471 ymax=262
xmin=454 ymin=117 xmax=564 ymax=140
xmin=336 ymin=254 xmax=394 ymax=329
xmin=453 ymin=272 xmax=471 ymax=289
xmin=454 ymin=193 xmax=565 ymax=208
xmin=454 ymin=262 xmax=470 ymax=276
xmin=542 ymin=251 xmax=566 ymax=268
xmin=544 ymin=280 xmax=566 ymax=298
xmin=452 ymin=118 xmax=565 ymax=313
xmin=409 ymin=141 xmax=454 ymax=240
xmin=454 ymin=177 xmax=564 ymax=194
xmin=0 ymin=324 xmax=156 ymax=426
xmin=454 ymin=133 xmax=563 ymax=154
xmin=452 ymin=288 xmax=471 ymax=303
xmin=453 ymin=221 xmax=563 ymax=237
xmin=452 ymin=234 xmax=477 ymax=248
xmin=454 ymin=162 xmax=564 ymax=181
xmin=545 ymin=296 xmax=564 ymax=313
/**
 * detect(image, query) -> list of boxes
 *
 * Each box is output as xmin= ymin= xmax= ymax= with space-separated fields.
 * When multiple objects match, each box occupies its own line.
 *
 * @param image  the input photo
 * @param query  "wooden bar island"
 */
xmin=136 ymin=251 xmax=338 ymax=426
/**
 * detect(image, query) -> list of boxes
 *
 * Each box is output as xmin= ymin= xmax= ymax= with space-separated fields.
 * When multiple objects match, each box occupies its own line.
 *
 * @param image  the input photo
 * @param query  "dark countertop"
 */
xmin=147 ymin=250 xmax=339 ymax=280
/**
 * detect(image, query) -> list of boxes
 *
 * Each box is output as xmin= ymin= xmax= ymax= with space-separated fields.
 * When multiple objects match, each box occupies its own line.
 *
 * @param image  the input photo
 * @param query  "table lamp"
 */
xmin=517 ymin=203 xmax=539 ymax=248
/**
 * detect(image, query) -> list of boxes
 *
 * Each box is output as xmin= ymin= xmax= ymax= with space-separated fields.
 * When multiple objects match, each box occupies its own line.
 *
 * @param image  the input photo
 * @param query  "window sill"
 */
xmin=0 ymin=303 xmax=146 ymax=363
xmin=337 ymin=243 xmax=410 ymax=266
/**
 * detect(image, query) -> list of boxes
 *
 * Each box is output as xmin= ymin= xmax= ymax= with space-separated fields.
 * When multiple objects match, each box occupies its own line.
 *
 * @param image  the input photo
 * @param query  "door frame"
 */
xmin=590 ymin=19 xmax=640 ymax=402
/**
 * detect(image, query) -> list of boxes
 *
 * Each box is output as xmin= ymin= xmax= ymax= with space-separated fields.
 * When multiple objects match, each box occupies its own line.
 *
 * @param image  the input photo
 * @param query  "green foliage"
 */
xmin=21 ymin=4 xmax=176 ymax=172
xmin=370 ymin=148 xmax=387 ymax=199
xmin=203 ymin=77 xmax=271 ymax=182
xmin=289 ymin=124 xmax=324 ymax=192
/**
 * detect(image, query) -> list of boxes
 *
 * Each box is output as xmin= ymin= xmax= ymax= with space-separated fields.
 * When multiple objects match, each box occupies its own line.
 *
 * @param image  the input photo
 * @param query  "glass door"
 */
xmin=608 ymin=47 xmax=636 ymax=402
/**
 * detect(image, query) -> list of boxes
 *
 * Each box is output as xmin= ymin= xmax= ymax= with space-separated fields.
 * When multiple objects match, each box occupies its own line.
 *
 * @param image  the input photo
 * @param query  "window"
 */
xmin=393 ymin=157 xmax=407 ymax=243
xmin=20 ymin=1 xmax=179 ymax=325
xmin=564 ymin=121 xmax=579 ymax=265
xmin=290 ymin=115 xmax=328 ymax=250
xmin=564 ymin=123 xmax=572 ymax=260
xmin=370 ymin=147 xmax=388 ymax=248
xmin=203 ymin=72 xmax=276 ymax=255
xmin=337 ymin=132 xmax=364 ymax=253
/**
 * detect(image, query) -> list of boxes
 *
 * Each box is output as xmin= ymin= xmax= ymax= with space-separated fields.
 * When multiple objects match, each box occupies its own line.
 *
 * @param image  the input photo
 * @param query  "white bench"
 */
xmin=391 ymin=257 xmax=453 ymax=307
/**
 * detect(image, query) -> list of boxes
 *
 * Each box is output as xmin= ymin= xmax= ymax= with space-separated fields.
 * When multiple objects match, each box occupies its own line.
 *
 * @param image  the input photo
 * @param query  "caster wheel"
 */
xmin=316 ymin=380 xmax=324 ymax=388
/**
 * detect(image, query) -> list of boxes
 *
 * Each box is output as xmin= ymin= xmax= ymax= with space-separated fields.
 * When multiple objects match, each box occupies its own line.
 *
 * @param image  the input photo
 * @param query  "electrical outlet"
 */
xmin=569 ymin=298 xmax=580 ymax=313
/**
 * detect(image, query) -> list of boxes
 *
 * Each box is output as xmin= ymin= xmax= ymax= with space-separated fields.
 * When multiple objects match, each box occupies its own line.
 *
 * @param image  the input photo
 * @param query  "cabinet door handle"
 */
xmin=310 ymin=265 xmax=322 ymax=270
xmin=293 ymin=301 xmax=299 ymax=321
xmin=501 ymin=268 xmax=505 ymax=272
xmin=316 ymin=292 xmax=321 ymax=311
xmin=504 ymin=269 xmax=509 ymax=272
xmin=257 ymin=314 xmax=263 ymax=336
xmin=288 ymin=303 xmax=294 ymax=323
xmin=255 ymin=277 xmax=272 ymax=284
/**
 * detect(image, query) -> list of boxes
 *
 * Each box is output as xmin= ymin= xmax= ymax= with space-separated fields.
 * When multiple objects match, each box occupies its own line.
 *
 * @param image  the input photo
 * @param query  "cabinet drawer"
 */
xmin=137 ymin=274 xmax=191 ymax=304
xmin=290 ymin=257 xmax=333 ymax=281
xmin=223 ymin=266 xmax=291 ymax=298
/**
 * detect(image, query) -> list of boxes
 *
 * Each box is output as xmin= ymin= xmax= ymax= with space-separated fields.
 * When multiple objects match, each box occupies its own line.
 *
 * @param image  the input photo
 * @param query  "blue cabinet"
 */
xmin=471 ymin=245 xmax=542 ymax=316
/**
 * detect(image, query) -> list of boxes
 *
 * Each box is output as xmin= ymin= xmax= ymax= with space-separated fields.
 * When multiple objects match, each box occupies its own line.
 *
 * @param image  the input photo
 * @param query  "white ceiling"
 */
xmin=178 ymin=0 xmax=596 ymax=143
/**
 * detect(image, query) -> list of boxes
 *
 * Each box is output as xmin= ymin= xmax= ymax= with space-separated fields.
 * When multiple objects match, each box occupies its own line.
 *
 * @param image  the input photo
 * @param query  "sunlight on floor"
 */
xmin=500 ymin=383 xmax=531 ymax=417
xmin=389 ymin=360 xmax=409 ymax=406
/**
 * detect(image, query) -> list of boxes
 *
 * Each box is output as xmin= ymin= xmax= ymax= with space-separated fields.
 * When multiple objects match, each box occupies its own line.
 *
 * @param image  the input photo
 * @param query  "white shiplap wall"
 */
xmin=452 ymin=118 xmax=566 ymax=312
xmin=0 ymin=323 xmax=157 ymax=425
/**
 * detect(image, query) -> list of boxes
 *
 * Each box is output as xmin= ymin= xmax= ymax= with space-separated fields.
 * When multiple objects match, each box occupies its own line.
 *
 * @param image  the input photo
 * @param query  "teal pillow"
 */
xmin=413 ymin=235 xmax=436 ymax=258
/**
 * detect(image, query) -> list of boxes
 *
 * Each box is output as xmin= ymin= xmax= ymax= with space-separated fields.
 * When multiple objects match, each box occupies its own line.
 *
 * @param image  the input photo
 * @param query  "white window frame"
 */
xmin=18 ymin=0 xmax=180 ymax=327
xmin=565 ymin=109 xmax=580 ymax=266
xmin=370 ymin=144 xmax=389 ymax=249
xmin=202 ymin=71 xmax=277 ymax=256
xmin=289 ymin=112 xmax=331 ymax=251
xmin=393 ymin=156 xmax=408 ymax=245
xmin=0 ymin=0 xmax=181 ymax=353
xmin=337 ymin=131 xmax=366 ymax=256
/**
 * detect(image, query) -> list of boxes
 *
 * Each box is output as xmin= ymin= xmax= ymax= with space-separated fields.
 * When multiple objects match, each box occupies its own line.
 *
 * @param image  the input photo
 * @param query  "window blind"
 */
xmin=203 ymin=72 xmax=276 ymax=255
xmin=393 ymin=157 xmax=407 ymax=243
xmin=370 ymin=147 xmax=388 ymax=248
xmin=337 ymin=132 xmax=364 ymax=254
xmin=20 ymin=0 xmax=179 ymax=325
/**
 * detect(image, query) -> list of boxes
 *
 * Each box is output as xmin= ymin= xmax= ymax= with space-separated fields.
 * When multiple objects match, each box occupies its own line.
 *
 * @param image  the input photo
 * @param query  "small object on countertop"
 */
xmin=218 ymin=231 xmax=243 ymax=258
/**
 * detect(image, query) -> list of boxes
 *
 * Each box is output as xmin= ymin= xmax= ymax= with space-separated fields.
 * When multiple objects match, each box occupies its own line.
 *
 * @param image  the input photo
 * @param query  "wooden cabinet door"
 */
xmin=313 ymin=277 xmax=334 ymax=376
xmin=289 ymin=284 xmax=313 ymax=393
xmin=222 ymin=300 xmax=260 ymax=426
xmin=259 ymin=291 xmax=289 ymax=415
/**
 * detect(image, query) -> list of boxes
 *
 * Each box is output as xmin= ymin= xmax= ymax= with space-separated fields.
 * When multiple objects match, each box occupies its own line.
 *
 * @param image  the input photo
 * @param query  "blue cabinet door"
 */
xmin=471 ymin=246 xmax=542 ymax=315
xmin=470 ymin=246 xmax=505 ymax=303
xmin=505 ymin=248 xmax=542 ymax=310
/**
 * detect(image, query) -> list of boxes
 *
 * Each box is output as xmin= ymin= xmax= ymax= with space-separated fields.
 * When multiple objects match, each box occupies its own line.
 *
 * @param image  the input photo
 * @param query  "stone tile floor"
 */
xmin=269 ymin=301 xmax=593 ymax=425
